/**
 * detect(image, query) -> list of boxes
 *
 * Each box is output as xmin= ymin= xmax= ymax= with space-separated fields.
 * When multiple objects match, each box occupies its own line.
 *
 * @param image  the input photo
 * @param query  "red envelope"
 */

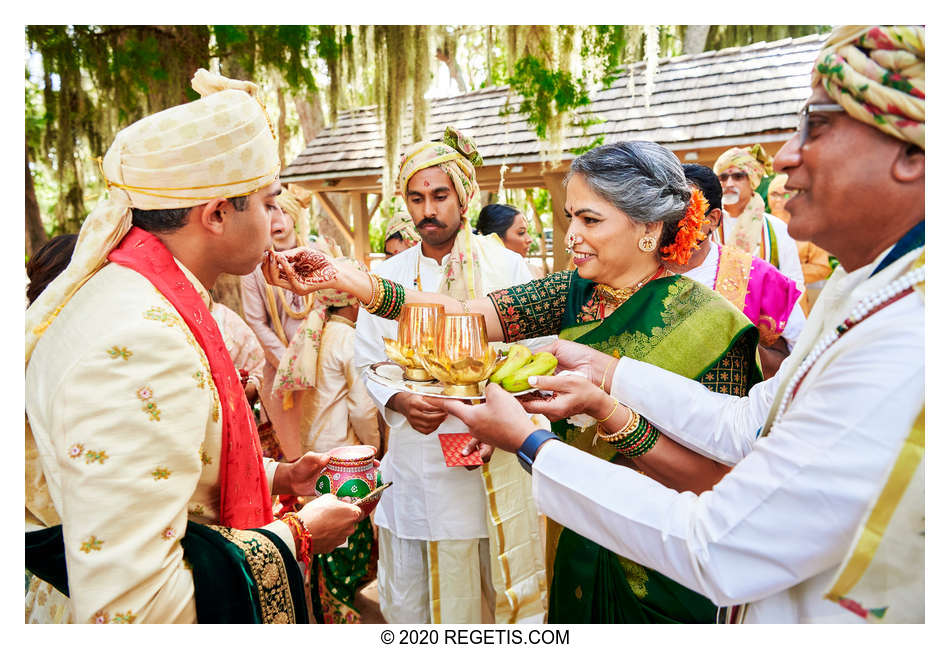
xmin=439 ymin=433 xmax=483 ymax=467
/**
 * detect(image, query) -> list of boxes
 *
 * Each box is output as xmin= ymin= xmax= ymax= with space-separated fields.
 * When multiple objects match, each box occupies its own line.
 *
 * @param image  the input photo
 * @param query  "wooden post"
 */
xmin=354 ymin=192 xmax=372 ymax=267
xmin=542 ymin=171 xmax=569 ymax=272
xmin=314 ymin=191 xmax=356 ymax=250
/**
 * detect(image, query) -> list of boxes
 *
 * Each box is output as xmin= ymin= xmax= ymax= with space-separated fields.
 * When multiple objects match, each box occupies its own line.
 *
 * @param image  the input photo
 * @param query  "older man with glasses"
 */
xmin=712 ymin=143 xmax=806 ymax=377
xmin=442 ymin=25 xmax=925 ymax=623
xmin=712 ymin=144 xmax=804 ymax=298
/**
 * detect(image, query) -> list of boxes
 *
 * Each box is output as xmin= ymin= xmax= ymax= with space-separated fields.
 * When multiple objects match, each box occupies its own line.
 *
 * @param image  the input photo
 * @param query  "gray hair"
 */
xmin=566 ymin=141 xmax=691 ymax=240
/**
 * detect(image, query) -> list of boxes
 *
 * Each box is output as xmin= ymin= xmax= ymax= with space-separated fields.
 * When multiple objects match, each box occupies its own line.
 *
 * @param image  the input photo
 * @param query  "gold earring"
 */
xmin=638 ymin=235 xmax=657 ymax=252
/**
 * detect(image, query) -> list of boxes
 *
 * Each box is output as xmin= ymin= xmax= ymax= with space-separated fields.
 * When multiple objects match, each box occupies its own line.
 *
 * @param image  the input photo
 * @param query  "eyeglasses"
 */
xmin=718 ymin=171 xmax=748 ymax=183
xmin=798 ymin=103 xmax=846 ymax=144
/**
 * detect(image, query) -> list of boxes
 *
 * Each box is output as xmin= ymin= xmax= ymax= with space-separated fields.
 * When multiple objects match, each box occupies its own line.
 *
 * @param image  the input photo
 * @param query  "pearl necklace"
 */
xmin=774 ymin=265 xmax=924 ymax=424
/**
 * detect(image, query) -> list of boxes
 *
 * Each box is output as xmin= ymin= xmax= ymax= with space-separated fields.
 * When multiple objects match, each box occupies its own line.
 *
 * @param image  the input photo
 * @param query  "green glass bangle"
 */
xmin=390 ymin=282 xmax=406 ymax=319
xmin=611 ymin=418 xmax=659 ymax=458
xmin=377 ymin=279 xmax=394 ymax=315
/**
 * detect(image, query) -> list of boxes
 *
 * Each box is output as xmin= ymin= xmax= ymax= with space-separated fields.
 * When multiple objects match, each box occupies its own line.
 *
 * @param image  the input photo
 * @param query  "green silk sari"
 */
xmin=493 ymin=270 xmax=759 ymax=624
xmin=551 ymin=274 xmax=759 ymax=624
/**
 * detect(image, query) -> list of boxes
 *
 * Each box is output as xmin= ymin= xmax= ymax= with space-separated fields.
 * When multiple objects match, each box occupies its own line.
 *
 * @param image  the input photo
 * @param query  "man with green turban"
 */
xmin=443 ymin=25 xmax=925 ymax=624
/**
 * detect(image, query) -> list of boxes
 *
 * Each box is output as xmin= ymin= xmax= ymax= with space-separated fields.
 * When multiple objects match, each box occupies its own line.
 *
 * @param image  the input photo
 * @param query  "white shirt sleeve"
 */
xmin=610 ymin=356 xmax=774 ymax=464
xmin=781 ymin=302 xmax=806 ymax=350
xmin=532 ymin=310 xmax=923 ymax=607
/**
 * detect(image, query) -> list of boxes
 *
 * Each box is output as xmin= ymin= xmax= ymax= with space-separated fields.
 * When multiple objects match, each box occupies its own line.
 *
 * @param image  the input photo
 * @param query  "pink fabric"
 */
xmin=743 ymin=256 xmax=801 ymax=337
xmin=110 ymin=227 xmax=273 ymax=529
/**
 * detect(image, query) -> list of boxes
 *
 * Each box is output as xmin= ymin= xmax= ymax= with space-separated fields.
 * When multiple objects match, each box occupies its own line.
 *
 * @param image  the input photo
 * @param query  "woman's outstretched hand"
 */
xmin=261 ymin=247 xmax=342 ymax=295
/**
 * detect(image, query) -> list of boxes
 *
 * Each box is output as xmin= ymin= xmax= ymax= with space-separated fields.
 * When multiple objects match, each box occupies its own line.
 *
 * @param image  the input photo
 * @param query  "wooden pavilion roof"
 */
xmin=282 ymin=32 xmax=827 ymax=188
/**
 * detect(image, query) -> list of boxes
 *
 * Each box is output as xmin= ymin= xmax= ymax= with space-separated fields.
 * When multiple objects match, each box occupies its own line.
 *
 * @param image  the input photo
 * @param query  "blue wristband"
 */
xmin=516 ymin=429 xmax=559 ymax=474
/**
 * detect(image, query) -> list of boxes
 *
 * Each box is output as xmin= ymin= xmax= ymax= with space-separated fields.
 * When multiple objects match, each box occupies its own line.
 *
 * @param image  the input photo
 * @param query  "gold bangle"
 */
xmin=365 ymin=275 xmax=384 ymax=312
xmin=597 ymin=406 xmax=636 ymax=442
xmin=601 ymin=356 xmax=620 ymax=392
xmin=359 ymin=273 xmax=378 ymax=309
xmin=460 ymin=299 xmax=471 ymax=314
xmin=595 ymin=398 xmax=619 ymax=424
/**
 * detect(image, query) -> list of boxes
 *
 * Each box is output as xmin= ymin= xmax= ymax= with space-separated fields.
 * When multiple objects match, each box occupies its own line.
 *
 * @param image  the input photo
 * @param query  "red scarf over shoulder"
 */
xmin=109 ymin=227 xmax=272 ymax=529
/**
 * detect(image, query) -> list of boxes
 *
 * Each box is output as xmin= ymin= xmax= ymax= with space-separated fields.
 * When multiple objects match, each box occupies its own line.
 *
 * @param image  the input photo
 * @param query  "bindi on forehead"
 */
xmin=424 ymin=180 xmax=430 ymax=187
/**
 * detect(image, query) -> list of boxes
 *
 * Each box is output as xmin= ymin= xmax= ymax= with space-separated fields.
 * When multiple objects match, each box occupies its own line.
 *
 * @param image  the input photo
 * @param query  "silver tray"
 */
xmin=366 ymin=361 xmax=537 ymax=400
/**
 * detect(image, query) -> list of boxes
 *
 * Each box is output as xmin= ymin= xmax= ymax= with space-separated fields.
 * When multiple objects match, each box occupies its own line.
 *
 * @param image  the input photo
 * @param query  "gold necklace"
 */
xmin=595 ymin=265 xmax=664 ymax=307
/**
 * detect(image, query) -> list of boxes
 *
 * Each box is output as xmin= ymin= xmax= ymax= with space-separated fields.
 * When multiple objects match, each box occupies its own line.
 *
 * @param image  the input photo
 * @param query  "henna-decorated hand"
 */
xmin=262 ymin=247 xmax=341 ymax=294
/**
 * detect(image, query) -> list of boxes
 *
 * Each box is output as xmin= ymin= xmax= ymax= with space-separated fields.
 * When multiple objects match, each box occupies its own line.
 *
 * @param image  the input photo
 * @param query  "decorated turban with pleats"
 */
xmin=26 ymin=69 xmax=280 ymax=362
xmin=396 ymin=127 xmax=490 ymax=301
xmin=812 ymin=25 xmax=924 ymax=149
xmin=713 ymin=143 xmax=774 ymax=191
xmin=384 ymin=211 xmax=422 ymax=244
xmin=397 ymin=127 xmax=483 ymax=217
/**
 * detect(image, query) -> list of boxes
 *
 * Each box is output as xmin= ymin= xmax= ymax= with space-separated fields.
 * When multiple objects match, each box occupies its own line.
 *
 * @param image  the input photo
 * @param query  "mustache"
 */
xmin=417 ymin=217 xmax=446 ymax=229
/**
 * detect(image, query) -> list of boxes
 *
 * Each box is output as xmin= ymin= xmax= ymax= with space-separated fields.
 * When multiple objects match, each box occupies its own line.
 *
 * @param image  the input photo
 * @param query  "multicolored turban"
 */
xmin=384 ymin=211 xmax=422 ymax=244
xmin=397 ymin=126 xmax=483 ymax=217
xmin=713 ymin=143 xmax=774 ymax=192
xmin=274 ymin=257 xmax=366 ymax=398
xmin=26 ymin=69 xmax=280 ymax=362
xmin=396 ymin=127 xmax=491 ymax=301
xmin=813 ymin=26 xmax=924 ymax=149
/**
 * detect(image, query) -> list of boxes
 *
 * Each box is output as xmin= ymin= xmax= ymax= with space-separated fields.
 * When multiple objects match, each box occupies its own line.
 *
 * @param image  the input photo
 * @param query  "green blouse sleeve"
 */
xmin=488 ymin=271 xmax=574 ymax=342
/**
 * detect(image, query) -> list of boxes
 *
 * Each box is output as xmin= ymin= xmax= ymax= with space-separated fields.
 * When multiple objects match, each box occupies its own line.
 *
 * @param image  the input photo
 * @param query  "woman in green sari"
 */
xmin=265 ymin=141 xmax=760 ymax=624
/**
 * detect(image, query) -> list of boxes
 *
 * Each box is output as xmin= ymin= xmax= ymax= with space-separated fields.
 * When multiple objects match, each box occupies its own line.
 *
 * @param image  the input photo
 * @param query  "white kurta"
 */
xmin=26 ymin=261 xmax=293 ymax=624
xmin=353 ymin=243 xmax=534 ymax=541
xmin=530 ymin=242 xmax=923 ymax=623
xmin=301 ymin=315 xmax=381 ymax=454
xmin=721 ymin=211 xmax=806 ymax=294
xmin=683 ymin=242 xmax=806 ymax=349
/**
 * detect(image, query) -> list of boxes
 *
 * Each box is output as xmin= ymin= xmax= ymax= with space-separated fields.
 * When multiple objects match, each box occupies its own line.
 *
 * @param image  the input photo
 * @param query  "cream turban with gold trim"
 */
xmin=26 ymin=69 xmax=279 ymax=362
xmin=276 ymin=183 xmax=315 ymax=241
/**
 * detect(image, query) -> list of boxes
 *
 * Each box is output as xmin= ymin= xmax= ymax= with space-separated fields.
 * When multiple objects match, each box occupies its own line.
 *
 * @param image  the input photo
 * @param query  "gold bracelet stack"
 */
xmin=597 ymin=407 xmax=660 ymax=459
xmin=359 ymin=273 xmax=382 ymax=311
xmin=596 ymin=406 xmax=640 ymax=442
xmin=359 ymin=274 xmax=406 ymax=320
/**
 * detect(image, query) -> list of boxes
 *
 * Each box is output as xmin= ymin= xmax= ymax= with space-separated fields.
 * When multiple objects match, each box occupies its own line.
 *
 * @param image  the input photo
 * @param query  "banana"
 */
xmin=489 ymin=344 xmax=532 ymax=384
xmin=501 ymin=352 xmax=557 ymax=392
